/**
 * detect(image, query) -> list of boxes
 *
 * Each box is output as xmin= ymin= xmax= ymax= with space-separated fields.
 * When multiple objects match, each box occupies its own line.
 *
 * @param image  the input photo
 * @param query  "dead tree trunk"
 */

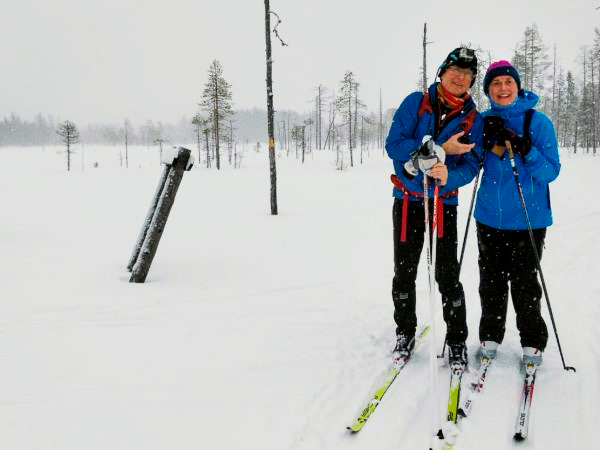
xmin=348 ymin=86 xmax=353 ymax=167
xmin=422 ymin=23 xmax=428 ymax=92
xmin=591 ymin=55 xmax=597 ymax=155
xmin=379 ymin=88 xmax=383 ymax=151
xmin=129 ymin=147 xmax=193 ymax=283
xmin=264 ymin=0 xmax=278 ymax=215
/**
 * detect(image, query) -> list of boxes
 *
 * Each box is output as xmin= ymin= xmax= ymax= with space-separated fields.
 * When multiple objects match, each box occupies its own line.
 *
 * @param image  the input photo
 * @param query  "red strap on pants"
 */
xmin=401 ymin=190 xmax=409 ymax=241
xmin=437 ymin=197 xmax=444 ymax=239
xmin=391 ymin=174 xmax=454 ymax=242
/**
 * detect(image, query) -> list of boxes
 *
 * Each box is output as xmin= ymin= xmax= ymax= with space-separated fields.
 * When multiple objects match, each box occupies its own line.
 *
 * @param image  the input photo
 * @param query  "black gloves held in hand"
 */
xmin=483 ymin=116 xmax=505 ymax=150
xmin=482 ymin=115 xmax=531 ymax=157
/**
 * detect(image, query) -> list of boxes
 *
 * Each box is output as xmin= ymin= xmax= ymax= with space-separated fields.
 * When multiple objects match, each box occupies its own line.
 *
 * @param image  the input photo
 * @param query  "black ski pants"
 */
xmin=392 ymin=198 xmax=468 ymax=345
xmin=477 ymin=222 xmax=548 ymax=350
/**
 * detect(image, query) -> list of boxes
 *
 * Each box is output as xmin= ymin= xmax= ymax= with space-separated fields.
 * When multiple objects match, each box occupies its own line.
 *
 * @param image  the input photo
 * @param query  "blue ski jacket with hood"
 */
xmin=474 ymin=90 xmax=560 ymax=230
xmin=385 ymin=82 xmax=482 ymax=205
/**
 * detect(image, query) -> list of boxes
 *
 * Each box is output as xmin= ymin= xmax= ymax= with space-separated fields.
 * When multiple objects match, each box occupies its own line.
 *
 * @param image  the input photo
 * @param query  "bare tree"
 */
xmin=565 ymin=71 xmax=578 ymax=151
xmin=264 ymin=1 xmax=287 ymax=215
xmin=123 ymin=118 xmax=132 ymax=168
xmin=379 ymin=88 xmax=383 ymax=151
xmin=154 ymin=138 xmax=166 ymax=162
xmin=314 ymin=84 xmax=326 ymax=150
xmin=191 ymin=112 xmax=205 ymax=165
xmin=291 ymin=124 xmax=306 ymax=163
xmin=56 ymin=120 xmax=79 ymax=171
xmin=421 ymin=23 xmax=433 ymax=92
xmin=336 ymin=70 xmax=365 ymax=167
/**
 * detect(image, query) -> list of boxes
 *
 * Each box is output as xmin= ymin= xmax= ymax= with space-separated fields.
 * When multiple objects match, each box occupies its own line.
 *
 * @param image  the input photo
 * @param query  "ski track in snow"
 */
xmin=0 ymin=146 xmax=598 ymax=449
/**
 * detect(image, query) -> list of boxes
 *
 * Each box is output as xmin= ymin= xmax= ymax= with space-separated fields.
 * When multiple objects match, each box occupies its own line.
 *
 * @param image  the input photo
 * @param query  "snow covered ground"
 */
xmin=0 ymin=143 xmax=598 ymax=449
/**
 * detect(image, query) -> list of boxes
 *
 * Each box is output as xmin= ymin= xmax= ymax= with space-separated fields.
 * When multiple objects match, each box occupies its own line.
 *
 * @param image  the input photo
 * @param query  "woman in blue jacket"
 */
xmin=385 ymin=48 xmax=482 ymax=367
xmin=475 ymin=61 xmax=561 ymax=366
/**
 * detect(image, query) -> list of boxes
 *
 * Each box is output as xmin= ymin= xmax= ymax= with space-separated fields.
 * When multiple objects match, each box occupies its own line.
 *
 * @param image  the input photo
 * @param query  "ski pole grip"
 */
xmin=505 ymin=140 xmax=514 ymax=159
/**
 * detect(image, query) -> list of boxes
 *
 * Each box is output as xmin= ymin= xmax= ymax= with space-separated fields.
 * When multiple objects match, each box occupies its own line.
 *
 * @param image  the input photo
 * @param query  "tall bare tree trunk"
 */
xmin=422 ymin=23 xmax=428 ymax=92
xmin=530 ymin=30 xmax=534 ymax=91
xmin=583 ymin=51 xmax=589 ymax=154
xmin=124 ymin=122 xmax=130 ymax=169
xmin=205 ymin=130 xmax=210 ymax=168
xmin=348 ymin=85 xmax=353 ymax=167
xmin=574 ymin=120 xmax=578 ymax=154
xmin=591 ymin=54 xmax=597 ymax=155
xmin=264 ymin=0 xmax=278 ymax=215
xmin=552 ymin=43 xmax=557 ymax=124
xmin=352 ymin=96 xmax=356 ymax=152
xmin=213 ymin=82 xmax=221 ymax=170
xmin=315 ymin=85 xmax=324 ymax=150
xmin=379 ymin=88 xmax=383 ymax=151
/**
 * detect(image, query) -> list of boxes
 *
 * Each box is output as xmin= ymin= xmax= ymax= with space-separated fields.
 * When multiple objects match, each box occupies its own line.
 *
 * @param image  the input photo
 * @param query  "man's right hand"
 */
xmin=442 ymin=131 xmax=475 ymax=155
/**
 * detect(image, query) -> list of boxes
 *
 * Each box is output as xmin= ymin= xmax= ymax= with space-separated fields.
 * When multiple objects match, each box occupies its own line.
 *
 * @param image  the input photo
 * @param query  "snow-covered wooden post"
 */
xmin=127 ymin=165 xmax=170 ymax=272
xmin=128 ymin=146 xmax=194 ymax=283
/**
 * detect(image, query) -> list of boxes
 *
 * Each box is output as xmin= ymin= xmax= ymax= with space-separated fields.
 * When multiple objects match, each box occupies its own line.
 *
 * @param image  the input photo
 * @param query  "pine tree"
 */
xmin=56 ymin=120 xmax=79 ymax=171
xmin=199 ymin=60 xmax=233 ymax=170
xmin=336 ymin=70 xmax=365 ymax=167
xmin=512 ymin=24 xmax=551 ymax=108
xmin=564 ymin=71 xmax=578 ymax=151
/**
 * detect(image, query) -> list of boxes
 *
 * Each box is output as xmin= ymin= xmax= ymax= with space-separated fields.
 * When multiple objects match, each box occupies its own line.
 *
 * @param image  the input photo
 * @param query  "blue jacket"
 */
xmin=385 ymin=83 xmax=482 ymax=205
xmin=474 ymin=91 xmax=560 ymax=230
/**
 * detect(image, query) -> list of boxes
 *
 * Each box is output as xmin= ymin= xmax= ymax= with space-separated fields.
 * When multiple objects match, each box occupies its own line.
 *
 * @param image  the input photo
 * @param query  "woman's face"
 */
xmin=440 ymin=65 xmax=472 ymax=97
xmin=488 ymin=75 xmax=518 ymax=106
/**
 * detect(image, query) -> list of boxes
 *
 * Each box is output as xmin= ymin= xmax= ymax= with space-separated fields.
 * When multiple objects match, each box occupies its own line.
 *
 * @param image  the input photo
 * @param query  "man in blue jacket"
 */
xmin=386 ymin=48 xmax=482 ymax=367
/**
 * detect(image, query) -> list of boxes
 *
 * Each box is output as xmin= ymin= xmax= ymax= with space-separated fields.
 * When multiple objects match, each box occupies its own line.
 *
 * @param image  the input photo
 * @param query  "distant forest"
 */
xmin=0 ymin=109 xmax=320 ymax=147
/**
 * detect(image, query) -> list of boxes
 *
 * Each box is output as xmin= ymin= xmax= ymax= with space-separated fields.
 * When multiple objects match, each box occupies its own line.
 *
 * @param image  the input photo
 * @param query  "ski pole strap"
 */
xmin=390 ymin=174 xmax=457 ymax=241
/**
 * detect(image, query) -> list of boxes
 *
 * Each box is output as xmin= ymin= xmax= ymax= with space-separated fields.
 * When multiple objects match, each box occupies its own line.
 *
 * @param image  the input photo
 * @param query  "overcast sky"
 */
xmin=2 ymin=0 xmax=599 ymax=124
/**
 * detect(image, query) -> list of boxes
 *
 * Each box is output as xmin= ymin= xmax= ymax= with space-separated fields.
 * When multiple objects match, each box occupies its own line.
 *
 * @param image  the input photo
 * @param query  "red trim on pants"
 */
xmin=390 ymin=174 xmax=457 ymax=242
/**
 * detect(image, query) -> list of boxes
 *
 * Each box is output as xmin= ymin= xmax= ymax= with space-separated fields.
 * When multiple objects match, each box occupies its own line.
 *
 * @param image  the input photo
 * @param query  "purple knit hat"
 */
xmin=483 ymin=60 xmax=521 ymax=95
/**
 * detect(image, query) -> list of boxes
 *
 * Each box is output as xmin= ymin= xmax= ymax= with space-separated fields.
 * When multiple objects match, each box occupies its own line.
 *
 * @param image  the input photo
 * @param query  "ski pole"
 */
xmin=505 ymin=140 xmax=575 ymax=373
xmin=439 ymin=155 xmax=485 ymax=359
xmin=458 ymin=156 xmax=485 ymax=272
xmin=424 ymin=176 xmax=443 ymax=448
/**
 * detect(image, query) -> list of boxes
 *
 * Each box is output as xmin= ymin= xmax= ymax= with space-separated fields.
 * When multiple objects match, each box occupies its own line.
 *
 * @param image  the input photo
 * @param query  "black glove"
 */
xmin=483 ymin=116 xmax=505 ymax=150
xmin=456 ymin=127 xmax=471 ymax=144
xmin=500 ymin=128 xmax=531 ymax=157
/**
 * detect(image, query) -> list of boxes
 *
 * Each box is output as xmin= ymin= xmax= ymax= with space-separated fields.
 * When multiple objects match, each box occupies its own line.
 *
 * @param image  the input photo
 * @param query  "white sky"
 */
xmin=2 ymin=0 xmax=599 ymax=124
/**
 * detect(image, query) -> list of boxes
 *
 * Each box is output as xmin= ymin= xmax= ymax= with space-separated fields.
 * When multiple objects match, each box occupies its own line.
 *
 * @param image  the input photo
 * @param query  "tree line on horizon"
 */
xmin=2 ymin=23 xmax=599 ymax=166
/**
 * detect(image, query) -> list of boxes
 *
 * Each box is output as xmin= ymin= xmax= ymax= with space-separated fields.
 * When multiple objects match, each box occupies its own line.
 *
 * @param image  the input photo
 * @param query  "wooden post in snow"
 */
xmin=128 ymin=146 xmax=194 ymax=283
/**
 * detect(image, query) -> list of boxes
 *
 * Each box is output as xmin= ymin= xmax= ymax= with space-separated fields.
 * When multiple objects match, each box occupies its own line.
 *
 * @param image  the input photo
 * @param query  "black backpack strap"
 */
xmin=524 ymin=109 xmax=535 ymax=139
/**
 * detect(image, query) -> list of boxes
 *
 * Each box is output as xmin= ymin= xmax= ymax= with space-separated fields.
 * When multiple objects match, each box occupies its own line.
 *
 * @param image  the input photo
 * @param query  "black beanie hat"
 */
xmin=438 ymin=47 xmax=478 ymax=87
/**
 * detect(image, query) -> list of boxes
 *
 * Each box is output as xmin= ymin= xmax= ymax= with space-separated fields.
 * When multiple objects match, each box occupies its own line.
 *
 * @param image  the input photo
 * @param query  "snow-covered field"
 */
xmin=0 ymin=143 xmax=598 ymax=449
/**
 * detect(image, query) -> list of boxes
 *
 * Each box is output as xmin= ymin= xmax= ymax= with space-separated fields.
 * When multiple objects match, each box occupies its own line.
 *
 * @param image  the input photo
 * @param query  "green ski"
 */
xmin=347 ymin=325 xmax=431 ymax=432
xmin=441 ymin=363 xmax=465 ymax=449
xmin=446 ymin=366 xmax=464 ymax=423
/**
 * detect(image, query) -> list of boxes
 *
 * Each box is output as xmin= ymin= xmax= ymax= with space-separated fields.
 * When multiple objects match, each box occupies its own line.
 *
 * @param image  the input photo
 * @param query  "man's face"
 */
xmin=440 ymin=65 xmax=472 ymax=97
xmin=488 ymin=75 xmax=518 ymax=106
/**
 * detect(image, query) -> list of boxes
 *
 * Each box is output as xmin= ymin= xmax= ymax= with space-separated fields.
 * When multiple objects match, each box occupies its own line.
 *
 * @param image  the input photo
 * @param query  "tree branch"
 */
xmin=269 ymin=11 xmax=288 ymax=47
